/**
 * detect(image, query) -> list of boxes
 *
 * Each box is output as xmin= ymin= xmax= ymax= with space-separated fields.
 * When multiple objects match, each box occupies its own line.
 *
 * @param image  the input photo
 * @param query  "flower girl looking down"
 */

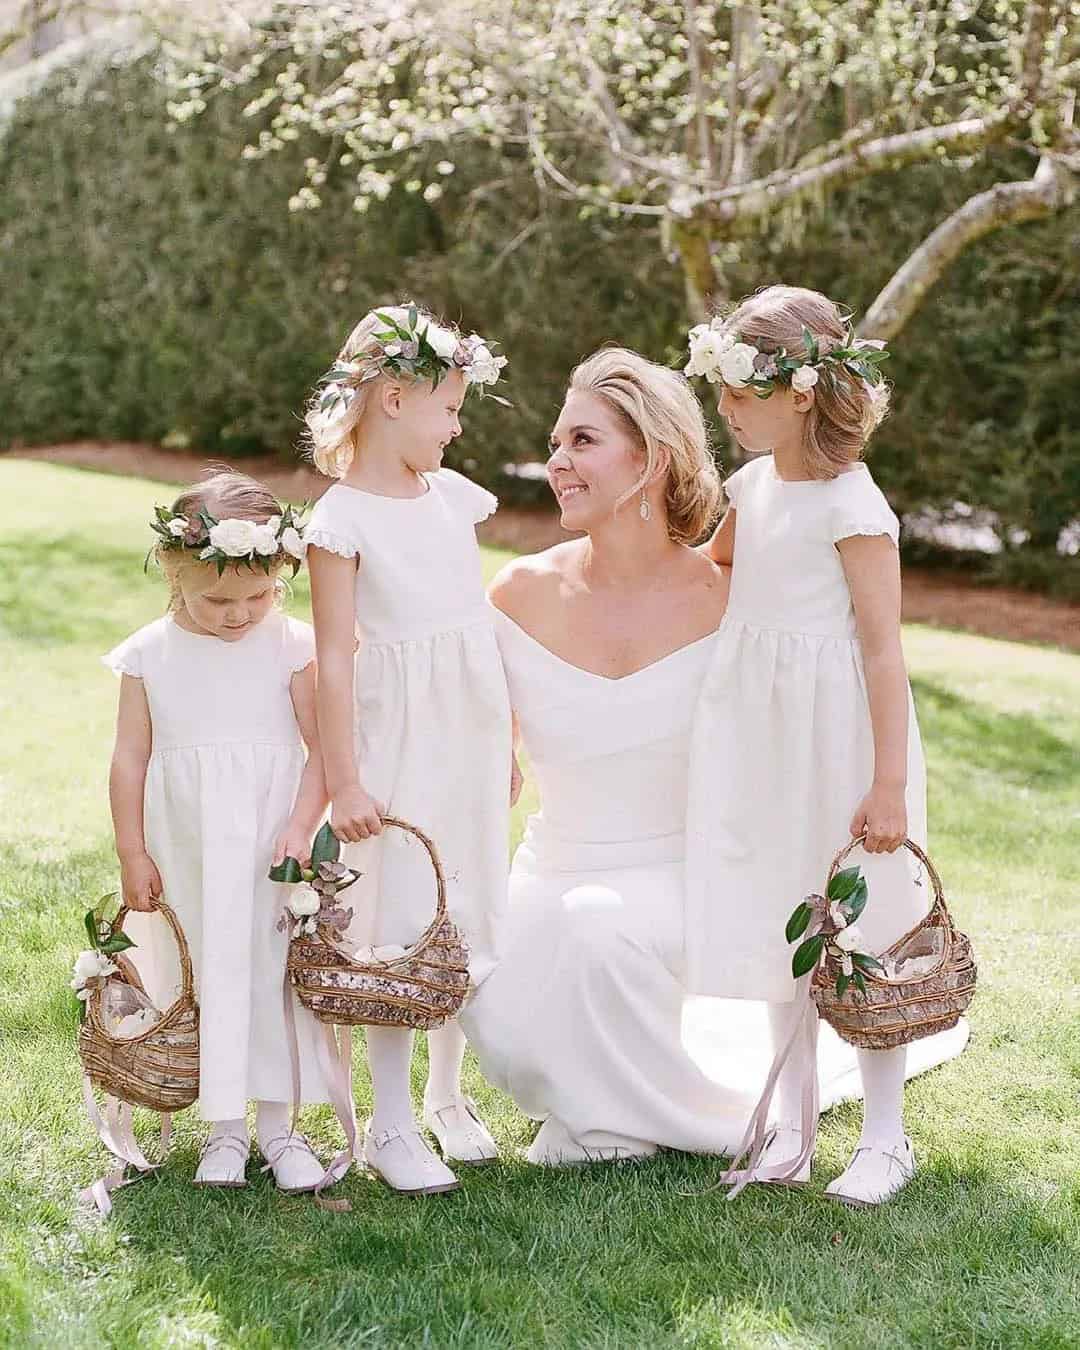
xmin=303 ymin=304 xmax=514 ymax=1196
xmin=104 ymin=470 xmax=335 ymax=1192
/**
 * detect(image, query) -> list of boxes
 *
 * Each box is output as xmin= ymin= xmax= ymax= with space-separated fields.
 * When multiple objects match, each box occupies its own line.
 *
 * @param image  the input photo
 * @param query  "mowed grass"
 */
xmin=1 ymin=458 xmax=1078 ymax=1350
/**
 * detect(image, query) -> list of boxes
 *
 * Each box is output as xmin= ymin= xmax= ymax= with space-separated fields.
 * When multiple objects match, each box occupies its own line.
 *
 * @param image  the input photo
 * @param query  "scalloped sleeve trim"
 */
xmin=722 ymin=459 xmax=756 ymax=507
xmin=436 ymin=468 xmax=499 ymax=524
xmin=101 ymin=647 xmax=142 ymax=679
xmin=830 ymin=516 xmax=899 ymax=548
xmin=282 ymin=618 xmax=317 ymax=675
xmin=304 ymin=527 xmax=361 ymax=559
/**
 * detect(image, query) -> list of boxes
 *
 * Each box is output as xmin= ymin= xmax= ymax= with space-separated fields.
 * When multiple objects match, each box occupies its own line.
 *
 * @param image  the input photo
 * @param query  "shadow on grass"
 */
xmin=912 ymin=676 xmax=1078 ymax=790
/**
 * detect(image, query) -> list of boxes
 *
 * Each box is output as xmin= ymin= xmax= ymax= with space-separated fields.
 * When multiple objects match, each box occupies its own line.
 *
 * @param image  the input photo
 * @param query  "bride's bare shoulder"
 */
xmin=488 ymin=541 xmax=583 ymax=627
xmin=678 ymin=546 xmax=730 ymax=623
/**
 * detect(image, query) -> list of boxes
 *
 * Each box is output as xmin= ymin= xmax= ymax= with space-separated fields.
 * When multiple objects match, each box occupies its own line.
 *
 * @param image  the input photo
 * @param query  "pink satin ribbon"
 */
xmin=80 ymin=1075 xmax=171 ymax=1216
xmin=720 ymin=900 xmax=827 ymax=1198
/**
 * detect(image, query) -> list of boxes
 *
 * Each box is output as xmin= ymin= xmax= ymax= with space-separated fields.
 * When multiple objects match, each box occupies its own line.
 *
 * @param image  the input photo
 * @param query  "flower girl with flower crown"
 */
xmin=104 ymin=469 xmax=335 ymax=1192
xmin=304 ymin=303 xmax=514 ymax=1196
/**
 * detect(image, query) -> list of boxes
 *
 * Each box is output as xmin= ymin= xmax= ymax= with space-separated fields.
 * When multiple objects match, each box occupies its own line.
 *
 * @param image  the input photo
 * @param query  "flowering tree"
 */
xmin=161 ymin=2 xmax=1078 ymax=336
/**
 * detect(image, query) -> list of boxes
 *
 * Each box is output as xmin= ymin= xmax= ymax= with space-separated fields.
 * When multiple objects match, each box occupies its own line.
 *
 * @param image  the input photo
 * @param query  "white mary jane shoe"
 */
xmin=362 ymin=1122 xmax=461 ymax=1195
xmin=825 ymin=1136 xmax=916 ymax=1208
xmin=194 ymin=1132 xmax=250 ymax=1188
xmin=259 ymin=1133 xmax=326 ymax=1194
xmin=422 ymin=1095 xmax=498 ymax=1166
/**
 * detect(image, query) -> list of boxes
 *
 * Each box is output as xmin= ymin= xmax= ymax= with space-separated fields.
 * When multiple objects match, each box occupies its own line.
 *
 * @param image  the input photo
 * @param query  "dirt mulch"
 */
xmin=14 ymin=441 xmax=1080 ymax=652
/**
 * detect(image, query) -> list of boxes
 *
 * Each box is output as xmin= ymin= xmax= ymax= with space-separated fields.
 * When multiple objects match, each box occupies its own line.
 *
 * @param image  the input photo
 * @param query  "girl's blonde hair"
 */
xmin=157 ymin=467 xmax=288 ymax=613
xmin=568 ymin=347 xmax=721 ymax=545
xmin=721 ymin=285 xmax=891 ymax=479
xmin=304 ymin=302 xmax=445 ymax=479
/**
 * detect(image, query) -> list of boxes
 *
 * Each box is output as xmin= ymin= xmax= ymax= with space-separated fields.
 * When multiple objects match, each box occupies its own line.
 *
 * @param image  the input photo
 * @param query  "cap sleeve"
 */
xmin=830 ymin=471 xmax=900 ymax=548
xmin=281 ymin=617 xmax=317 ymax=675
xmin=722 ymin=459 xmax=758 ymax=508
xmin=101 ymin=621 xmax=161 ymax=679
xmin=305 ymin=487 xmax=363 ymax=558
xmin=436 ymin=468 xmax=498 ymax=525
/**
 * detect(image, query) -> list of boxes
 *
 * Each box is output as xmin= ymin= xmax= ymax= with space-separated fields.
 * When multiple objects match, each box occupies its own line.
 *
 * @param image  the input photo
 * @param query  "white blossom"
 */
xmin=208 ymin=518 xmax=260 ymax=556
xmin=280 ymin=526 xmax=305 ymax=560
xmin=426 ymin=324 xmax=460 ymax=361
xmin=717 ymin=342 xmax=759 ymax=388
xmin=71 ymin=949 xmax=118 ymax=990
xmin=834 ymin=923 xmax=865 ymax=953
xmin=252 ymin=523 xmax=280 ymax=556
xmin=167 ymin=517 xmax=188 ymax=537
xmin=287 ymin=887 xmax=321 ymax=918
xmin=791 ymin=365 xmax=820 ymax=392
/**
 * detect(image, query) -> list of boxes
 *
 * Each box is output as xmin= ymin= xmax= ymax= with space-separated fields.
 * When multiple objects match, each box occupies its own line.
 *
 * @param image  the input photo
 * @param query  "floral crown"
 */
xmin=686 ymin=317 xmax=889 ymax=399
xmin=316 ymin=304 xmax=510 ymax=425
xmin=148 ymin=499 xmax=308 ymax=576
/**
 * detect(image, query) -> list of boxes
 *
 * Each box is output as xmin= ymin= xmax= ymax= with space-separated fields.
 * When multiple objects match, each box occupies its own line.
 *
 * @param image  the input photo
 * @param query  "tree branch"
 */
xmin=860 ymin=155 xmax=1076 ymax=340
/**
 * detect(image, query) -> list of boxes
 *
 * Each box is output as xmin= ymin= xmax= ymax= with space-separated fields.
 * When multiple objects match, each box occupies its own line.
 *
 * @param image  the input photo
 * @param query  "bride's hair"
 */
xmin=569 ymin=347 xmax=721 ymax=544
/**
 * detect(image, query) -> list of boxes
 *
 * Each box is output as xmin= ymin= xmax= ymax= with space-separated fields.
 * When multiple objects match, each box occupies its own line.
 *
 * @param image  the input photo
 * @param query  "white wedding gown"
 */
xmin=462 ymin=608 xmax=968 ymax=1164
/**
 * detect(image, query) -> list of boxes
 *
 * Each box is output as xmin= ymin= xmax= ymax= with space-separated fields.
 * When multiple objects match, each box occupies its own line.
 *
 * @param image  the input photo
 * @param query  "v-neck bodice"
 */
xmin=493 ymin=607 xmax=719 ymax=849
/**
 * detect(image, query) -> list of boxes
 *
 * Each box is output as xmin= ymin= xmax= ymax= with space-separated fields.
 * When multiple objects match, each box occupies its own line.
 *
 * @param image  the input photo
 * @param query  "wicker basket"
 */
xmin=77 ymin=898 xmax=200 ymax=1112
xmin=286 ymin=815 xmax=470 ymax=1029
xmin=811 ymin=836 xmax=976 ymax=1050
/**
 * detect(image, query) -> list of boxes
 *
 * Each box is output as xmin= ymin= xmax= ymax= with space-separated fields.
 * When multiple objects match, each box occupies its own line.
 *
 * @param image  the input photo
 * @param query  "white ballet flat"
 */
xmin=422 ymin=1095 xmax=498 ymax=1166
xmin=194 ymin=1132 xmax=250 ymax=1188
xmin=259 ymin=1132 xmax=326 ymax=1194
xmin=825 ymin=1136 xmax=916 ymax=1208
xmin=756 ymin=1123 xmax=812 ymax=1187
xmin=362 ymin=1122 xmax=461 ymax=1195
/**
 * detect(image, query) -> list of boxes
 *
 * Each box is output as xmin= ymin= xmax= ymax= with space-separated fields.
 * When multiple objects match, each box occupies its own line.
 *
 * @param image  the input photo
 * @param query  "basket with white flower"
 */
xmin=146 ymin=497 xmax=308 ymax=578
xmin=75 ymin=893 xmax=200 ymax=1214
xmin=685 ymin=317 xmax=889 ymax=400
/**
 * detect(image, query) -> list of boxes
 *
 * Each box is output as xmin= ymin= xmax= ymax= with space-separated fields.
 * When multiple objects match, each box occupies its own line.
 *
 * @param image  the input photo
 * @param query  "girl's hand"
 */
xmin=273 ymin=820 xmax=316 ymax=869
xmin=120 ymin=850 xmax=163 ymax=912
xmin=510 ymin=752 xmax=524 ymax=807
xmin=850 ymin=783 xmax=907 ymax=854
xmin=331 ymin=785 xmax=385 ymax=843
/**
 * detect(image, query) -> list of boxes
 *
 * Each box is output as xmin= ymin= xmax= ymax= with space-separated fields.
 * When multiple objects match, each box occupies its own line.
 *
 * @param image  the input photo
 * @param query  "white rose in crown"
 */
xmin=425 ymin=323 xmax=461 ymax=362
xmin=465 ymin=347 xmax=508 ymax=386
xmin=686 ymin=328 xmax=734 ymax=382
xmin=717 ymin=342 xmax=759 ymax=388
xmin=833 ymin=923 xmax=865 ymax=952
xmin=791 ymin=365 xmax=820 ymax=392
xmin=288 ymin=887 xmax=321 ymax=919
xmin=71 ymin=948 xmax=118 ymax=992
xmin=279 ymin=526 xmax=305 ymax=560
xmin=252 ymin=522 xmax=280 ymax=557
xmin=209 ymin=518 xmax=260 ymax=556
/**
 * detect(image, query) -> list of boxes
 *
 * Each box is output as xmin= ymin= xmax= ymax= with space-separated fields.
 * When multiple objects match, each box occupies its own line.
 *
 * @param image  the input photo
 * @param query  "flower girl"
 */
xmin=304 ymin=304 xmax=513 ymax=1195
xmin=685 ymin=285 xmax=935 ymax=1206
xmin=104 ymin=470 xmax=333 ymax=1191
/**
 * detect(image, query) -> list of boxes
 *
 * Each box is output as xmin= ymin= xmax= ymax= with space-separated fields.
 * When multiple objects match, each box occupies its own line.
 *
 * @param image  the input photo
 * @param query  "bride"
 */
xmin=462 ymin=347 xmax=967 ymax=1168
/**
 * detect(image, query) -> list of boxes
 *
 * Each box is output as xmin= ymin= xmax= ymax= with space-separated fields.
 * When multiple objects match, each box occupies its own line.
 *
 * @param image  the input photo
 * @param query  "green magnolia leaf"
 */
xmin=310 ymin=821 xmax=341 ymax=868
xmin=846 ymin=877 xmax=869 ymax=922
xmin=852 ymin=952 xmax=884 ymax=973
xmin=785 ymin=902 xmax=814 ymax=944
xmin=269 ymin=856 xmax=303 ymax=884
xmin=827 ymin=866 xmax=861 ymax=902
xmin=84 ymin=909 xmax=100 ymax=948
xmin=101 ymin=932 xmax=137 ymax=955
xmin=853 ymin=971 xmax=868 ymax=996
xmin=835 ymin=972 xmax=851 ymax=998
xmin=408 ymin=303 xmax=418 ymax=329
xmin=792 ymin=933 xmax=826 ymax=978
xmin=802 ymin=325 xmax=819 ymax=363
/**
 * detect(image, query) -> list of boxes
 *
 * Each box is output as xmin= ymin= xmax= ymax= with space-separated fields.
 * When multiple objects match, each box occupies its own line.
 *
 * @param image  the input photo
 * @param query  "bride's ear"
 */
xmin=647 ymin=443 xmax=672 ymax=485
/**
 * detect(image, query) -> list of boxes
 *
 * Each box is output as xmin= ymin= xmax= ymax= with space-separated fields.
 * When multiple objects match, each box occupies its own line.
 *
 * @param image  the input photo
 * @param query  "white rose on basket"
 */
xmin=717 ymin=342 xmax=759 ymax=388
xmin=208 ymin=518 xmax=260 ymax=556
xmin=833 ymin=923 xmax=865 ymax=953
xmin=71 ymin=948 xmax=118 ymax=994
xmin=288 ymin=887 xmax=321 ymax=919
xmin=791 ymin=365 xmax=820 ymax=392
xmin=167 ymin=517 xmax=188 ymax=537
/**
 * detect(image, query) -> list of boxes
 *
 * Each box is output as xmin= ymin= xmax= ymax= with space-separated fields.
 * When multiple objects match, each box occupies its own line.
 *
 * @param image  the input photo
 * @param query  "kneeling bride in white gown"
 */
xmin=461 ymin=346 xmax=968 ymax=1181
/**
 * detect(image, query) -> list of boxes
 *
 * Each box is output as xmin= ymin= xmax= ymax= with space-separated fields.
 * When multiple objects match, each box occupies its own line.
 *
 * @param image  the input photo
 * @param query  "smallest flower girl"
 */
xmin=103 ymin=469 xmax=336 ymax=1191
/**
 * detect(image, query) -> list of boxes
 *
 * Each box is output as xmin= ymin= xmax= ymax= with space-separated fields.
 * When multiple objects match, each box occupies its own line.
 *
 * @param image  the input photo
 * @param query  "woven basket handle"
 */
xmin=113 ymin=896 xmax=197 ymax=1005
xmin=826 ymin=833 xmax=952 ymax=930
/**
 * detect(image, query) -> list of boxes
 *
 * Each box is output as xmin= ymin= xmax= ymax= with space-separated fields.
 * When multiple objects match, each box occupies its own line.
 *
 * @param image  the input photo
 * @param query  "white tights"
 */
xmin=767 ymin=1002 xmax=908 ymax=1146
xmin=366 ymin=1019 xmax=469 ymax=1133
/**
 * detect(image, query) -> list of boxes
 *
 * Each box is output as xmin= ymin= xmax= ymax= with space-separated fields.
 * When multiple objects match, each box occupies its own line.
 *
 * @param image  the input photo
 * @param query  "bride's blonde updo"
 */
xmin=568 ymin=347 xmax=721 ymax=545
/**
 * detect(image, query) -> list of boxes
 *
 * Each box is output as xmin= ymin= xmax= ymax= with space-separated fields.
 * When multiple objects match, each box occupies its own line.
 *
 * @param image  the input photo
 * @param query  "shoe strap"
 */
xmin=261 ymin=1133 xmax=315 ymax=1166
xmin=426 ymin=1096 xmax=481 ymax=1127
xmin=850 ymin=1140 xmax=912 ymax=1175
xmin=369 ymin=1124 xmax=424 ymax=1153
xmin=200 ymin=1134 xmax=250 ymax=1163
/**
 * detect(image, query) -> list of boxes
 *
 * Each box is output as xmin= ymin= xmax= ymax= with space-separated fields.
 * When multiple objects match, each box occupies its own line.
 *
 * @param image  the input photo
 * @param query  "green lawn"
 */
xmin=1 ymin=458 xmax=1078 ymax=1350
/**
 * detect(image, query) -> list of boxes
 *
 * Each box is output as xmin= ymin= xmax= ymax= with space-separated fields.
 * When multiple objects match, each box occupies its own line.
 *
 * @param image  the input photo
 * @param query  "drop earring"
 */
xmin=639 ymin=491 xmax=651 ymax=522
